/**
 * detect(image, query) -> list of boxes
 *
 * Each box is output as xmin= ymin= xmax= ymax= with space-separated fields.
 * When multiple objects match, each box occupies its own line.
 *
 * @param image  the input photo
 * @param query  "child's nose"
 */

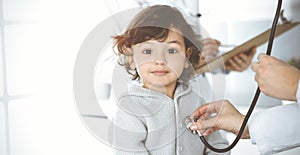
xmin=154 ymin=52 xmax=167 ymax=65
xmin=155 ymin=60 xmax=166 ymax=65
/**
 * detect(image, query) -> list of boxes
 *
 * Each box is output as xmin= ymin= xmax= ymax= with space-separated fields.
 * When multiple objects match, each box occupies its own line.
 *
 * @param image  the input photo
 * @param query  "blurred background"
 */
xmin=1 ymin=0 xmax=300 ymax=155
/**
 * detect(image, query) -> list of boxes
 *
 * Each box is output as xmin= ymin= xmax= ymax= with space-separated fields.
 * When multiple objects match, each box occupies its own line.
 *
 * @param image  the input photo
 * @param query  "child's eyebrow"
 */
xmin=167 ymin=40 xmax=183 ymax=46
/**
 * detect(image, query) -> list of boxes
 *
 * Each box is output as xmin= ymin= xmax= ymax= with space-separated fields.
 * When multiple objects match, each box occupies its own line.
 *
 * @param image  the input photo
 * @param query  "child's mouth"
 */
xmin=151 ymin=70 xmax=169 ymax=76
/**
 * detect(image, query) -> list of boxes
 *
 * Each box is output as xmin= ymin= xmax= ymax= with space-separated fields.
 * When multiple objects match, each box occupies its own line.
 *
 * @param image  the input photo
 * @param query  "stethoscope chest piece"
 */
xmin=185 ymin=116 xmax=198 ymax=135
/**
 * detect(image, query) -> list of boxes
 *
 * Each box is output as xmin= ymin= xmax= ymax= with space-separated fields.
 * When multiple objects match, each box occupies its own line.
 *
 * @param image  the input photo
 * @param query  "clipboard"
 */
xmin=195 ymin=22 xmax=300 ymax=74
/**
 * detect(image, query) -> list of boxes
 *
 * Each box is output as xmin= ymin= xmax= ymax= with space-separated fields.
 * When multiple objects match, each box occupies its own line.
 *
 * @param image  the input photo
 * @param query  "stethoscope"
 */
xmin=185 ymin=0 xmax=283 ymax=153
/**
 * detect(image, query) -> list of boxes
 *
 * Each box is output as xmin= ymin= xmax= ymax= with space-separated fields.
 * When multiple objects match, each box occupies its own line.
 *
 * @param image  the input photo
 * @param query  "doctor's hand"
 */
xmin=225 ymin=47 xmax=256 ymax=72
xmin=189 ymin=100 xmax=250 ymax=139
xmin=198 ymin=38 xmax=256 ymax=72
xmin=201 ymin=38 xmax=220 ymax=58
xmin=196 ymin=38 xmax=220 ymax=68
xmin=251 ymin=54 xmax=300 ymax=101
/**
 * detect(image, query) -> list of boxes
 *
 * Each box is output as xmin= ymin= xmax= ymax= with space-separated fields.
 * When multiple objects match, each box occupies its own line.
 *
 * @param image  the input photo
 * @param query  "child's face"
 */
xmin=130 ymin=29 xmax=189 ymax=90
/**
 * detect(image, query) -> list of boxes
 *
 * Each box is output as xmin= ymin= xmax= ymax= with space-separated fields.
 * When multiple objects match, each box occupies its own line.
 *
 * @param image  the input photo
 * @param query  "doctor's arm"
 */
xmin=189 ymin=55 xmax=300 ymax=135
xmin=190 ymin=100 xmax=300 ymax=155
xmin=190 ymin=55 xmax=300 ymax=133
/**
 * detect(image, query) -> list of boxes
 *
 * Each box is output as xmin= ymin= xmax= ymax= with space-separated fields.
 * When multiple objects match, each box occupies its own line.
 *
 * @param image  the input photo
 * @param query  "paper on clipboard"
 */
xmin=195 ymin=22 xmax=300 ymax=74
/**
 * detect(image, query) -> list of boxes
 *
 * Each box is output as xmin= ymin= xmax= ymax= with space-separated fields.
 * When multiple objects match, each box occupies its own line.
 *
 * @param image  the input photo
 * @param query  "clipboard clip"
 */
xmin=280 ymin=10 xmax=292 ymax=24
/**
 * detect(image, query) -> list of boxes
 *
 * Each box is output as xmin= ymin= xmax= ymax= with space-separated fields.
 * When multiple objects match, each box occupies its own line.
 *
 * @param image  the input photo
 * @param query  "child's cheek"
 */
xmin=166 ymin=55 xmax=186 ymax=77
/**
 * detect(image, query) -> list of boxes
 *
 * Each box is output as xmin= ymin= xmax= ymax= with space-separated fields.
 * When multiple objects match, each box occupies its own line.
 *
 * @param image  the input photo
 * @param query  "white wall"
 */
xmin=0 ymin=0 xmax=117 ymax=154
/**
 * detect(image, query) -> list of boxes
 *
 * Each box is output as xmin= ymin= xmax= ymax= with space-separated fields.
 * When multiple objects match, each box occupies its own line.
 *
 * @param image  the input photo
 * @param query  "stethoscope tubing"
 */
xmin=198 ymin=0 xmax=283 ymax=152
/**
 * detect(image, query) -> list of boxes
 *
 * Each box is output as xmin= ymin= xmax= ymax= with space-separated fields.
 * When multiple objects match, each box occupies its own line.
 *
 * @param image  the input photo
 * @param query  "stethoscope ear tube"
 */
xmin=197 ymin=0 xmax=283 ymax=153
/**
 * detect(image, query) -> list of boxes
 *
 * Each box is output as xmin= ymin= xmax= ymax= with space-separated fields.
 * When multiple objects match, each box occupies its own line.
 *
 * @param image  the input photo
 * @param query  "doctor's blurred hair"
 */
xmin=113 ymin=5 xmax=203 ymax=80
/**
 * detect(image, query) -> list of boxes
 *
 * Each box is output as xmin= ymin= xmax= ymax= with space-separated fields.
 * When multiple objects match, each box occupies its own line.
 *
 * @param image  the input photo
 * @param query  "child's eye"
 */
xmin=142 ymin=49 xmax=152 ymax=54
xmin=168 ymin=49 xmax=178 ymax=54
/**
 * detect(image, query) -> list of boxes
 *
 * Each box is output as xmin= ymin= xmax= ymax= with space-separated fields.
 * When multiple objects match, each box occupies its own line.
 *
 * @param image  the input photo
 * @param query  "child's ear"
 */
xmin=186 ymin=47 xmax=192 ymax=58
xmin=125 ymin=47 xmax=136 ymax=69
xmin=128 ymin=56 xmax=136 ymax=69
xmin=185 ymin=47 xmax=192 ymax=68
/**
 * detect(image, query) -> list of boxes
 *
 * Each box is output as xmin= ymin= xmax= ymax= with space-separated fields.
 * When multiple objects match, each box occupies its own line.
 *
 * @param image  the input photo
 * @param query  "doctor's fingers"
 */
xmin=190 ymin=116 xmax=220 ymax=132
xmin=248 ymin=47 xmax=257 ymax=58
xmin=256 ymin=53 xmax=274 ymax=65
xmin=239 ymin=52 xmax=253 ymax=65
xmin=202 ymin=38 xmax=220 ymax=57
xmin=202 ymin=38 xmax=221 ymax=46
xmin=251 ymin=61 xmax=260 ymax=73
xmin=227 ymin=56 xmax=248 ymax=72
xmin=190 ymin=104 xmax=211 ymax=119
xmin=251 ymin=52 xmax=269 ymax=70
xmin=201 ymin=45 xmax=219 ymax=57
xmin=253 ymin=73 xmax=263 ymax=87
xmin=202 ymin=127 xmax=219 ymax=136
xmin=191 ymin=101 xmax=226 ymax=119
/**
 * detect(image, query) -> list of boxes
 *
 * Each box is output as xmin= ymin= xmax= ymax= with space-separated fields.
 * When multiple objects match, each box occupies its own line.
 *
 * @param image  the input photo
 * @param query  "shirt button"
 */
xmin=178 ymin=146 xmax=183 ymax=152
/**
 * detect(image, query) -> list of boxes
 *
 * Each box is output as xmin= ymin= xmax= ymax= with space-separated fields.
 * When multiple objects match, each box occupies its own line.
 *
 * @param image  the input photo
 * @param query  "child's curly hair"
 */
xmin=113 ymin=5 xmax=203 ymax=81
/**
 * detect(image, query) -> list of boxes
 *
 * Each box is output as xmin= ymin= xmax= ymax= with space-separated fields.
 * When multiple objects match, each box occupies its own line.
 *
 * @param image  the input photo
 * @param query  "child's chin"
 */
xmin=152 ymin=83 xmax=165 ymax=87
xmin=148 ymin=82 xmax=168 ymax=88
xmin=144 ymin=80 xmax=175 ymax=89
